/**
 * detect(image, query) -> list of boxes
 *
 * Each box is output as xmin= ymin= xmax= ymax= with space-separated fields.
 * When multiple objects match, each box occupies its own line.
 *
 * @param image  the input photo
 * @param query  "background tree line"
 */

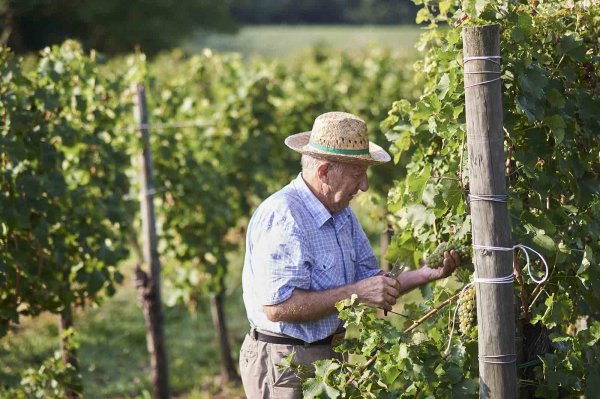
xmin=0 ymin=0 xmax=417 ymax=54
xmin=231 ymin=0 xmax=417 ymax=25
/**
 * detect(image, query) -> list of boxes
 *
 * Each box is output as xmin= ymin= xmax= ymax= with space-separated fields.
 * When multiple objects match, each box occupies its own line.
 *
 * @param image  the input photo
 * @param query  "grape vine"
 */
xmin=0 ymin=42 xmax=134 ymax=333
xmin=305 ymin=0 xmax=599 ymax=397
xmin=1 ymin=42 xmax=135 ymax=395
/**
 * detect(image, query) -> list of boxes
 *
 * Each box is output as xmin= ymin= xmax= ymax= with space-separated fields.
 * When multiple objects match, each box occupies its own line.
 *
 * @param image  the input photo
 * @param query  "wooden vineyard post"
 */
xmin=210 ymin=287 xmax=241 ymax=383
xmin=462 ymin=25 xmax=517 ymax=398
xmin=134 ymin=84 xmax=171 ymax=399
xmin=59 ymin=298 xmax=80 ymax=399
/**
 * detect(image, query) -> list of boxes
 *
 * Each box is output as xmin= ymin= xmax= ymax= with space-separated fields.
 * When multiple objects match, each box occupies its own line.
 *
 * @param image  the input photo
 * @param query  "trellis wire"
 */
xmin=463 ymin=55 xmax=501 ymax=89
xmin=468 ymin=194 xmax=508 ymax=203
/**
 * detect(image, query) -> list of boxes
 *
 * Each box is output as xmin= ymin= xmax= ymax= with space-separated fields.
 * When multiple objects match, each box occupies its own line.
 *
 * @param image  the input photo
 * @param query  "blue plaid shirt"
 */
xmin=242 ymin=173 xmax=380 ymax=343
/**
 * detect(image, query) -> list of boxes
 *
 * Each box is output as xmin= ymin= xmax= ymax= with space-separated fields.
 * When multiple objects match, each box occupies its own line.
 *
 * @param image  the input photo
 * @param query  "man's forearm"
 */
xmin=264 ymin=273 xmax=401 ymax=323
xmin=396 ymin=268 xmax=436 ymax=295
xmin=262 ymin=254 xmax=459 ymax=324
xmin=396 ymin=250 xmax=460 ymax=293
xmin=263 ymin=284 xmax=356 ymax=323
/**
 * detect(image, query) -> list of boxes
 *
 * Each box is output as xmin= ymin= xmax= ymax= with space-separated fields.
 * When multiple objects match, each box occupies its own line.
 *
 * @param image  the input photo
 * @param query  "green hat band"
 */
xmin=309 ymin=141 xmax=369 ymax=156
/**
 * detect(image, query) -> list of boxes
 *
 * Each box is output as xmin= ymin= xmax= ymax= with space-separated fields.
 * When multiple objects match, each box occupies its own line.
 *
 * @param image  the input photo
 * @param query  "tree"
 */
xmin=0 ymin=0 xmax=238 ymax=55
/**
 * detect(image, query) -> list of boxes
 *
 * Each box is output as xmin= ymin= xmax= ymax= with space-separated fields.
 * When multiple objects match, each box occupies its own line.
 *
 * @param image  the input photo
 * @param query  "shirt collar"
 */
xmin=292 ymin=173 xmax=351 ymax=230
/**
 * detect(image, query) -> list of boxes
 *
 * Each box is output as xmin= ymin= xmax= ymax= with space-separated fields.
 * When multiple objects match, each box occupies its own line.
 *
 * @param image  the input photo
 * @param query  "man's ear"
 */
xmin=316 ymin=161 xmax=330 ymax=182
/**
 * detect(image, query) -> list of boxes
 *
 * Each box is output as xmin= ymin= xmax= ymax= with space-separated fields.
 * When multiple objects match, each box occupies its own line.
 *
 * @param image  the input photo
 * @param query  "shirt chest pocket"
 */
xmin=310 ymin=253 xmax=341 ymax=290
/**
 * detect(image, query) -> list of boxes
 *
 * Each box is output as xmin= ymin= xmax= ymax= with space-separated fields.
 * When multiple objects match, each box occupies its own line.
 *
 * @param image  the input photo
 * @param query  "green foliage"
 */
xmin=0 ymin=328 xmax=82 ymax=398
xmin=309 ymin=0 xmax=599 ymax=397
xmin=1 ymin=39 xmax=416 ymax=393
xmin=304 ymin=295 xmax=479 ymax=398
xmin=0 ymin=42 xmax=134 ymax=335
xmin=141 ymin=48 xmax=415 ymax=306
xmin=0 ymin=283 xmax=249 ymax=397
xmin=0 ymin=350 xmax=80 ymax=399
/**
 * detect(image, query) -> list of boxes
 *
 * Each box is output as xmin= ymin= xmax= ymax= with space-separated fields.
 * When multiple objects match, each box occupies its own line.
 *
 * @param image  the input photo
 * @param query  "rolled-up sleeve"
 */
xmin=250 ymin=212 xmax=311 ymax=305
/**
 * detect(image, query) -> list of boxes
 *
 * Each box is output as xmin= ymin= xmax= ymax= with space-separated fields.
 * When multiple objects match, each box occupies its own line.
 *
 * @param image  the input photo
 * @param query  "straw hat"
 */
xmin=284 ymin=112 xmax=391 ymax=166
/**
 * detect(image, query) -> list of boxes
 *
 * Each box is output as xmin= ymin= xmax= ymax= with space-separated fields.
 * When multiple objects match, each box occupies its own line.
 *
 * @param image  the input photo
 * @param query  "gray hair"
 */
xmin=301 ymin=154 xmax=345 ymax=175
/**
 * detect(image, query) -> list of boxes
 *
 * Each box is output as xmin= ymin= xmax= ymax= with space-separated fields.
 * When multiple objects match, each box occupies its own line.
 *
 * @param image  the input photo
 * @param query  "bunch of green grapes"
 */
xmin=425 ymin=242 xmax=472 ymax=268
xmin=458 ymin=286 xmax=476 ymax=336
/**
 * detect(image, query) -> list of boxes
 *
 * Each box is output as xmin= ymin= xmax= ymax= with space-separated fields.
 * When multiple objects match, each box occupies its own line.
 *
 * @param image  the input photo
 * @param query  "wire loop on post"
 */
xmin=472 ymin=244 xmax=549 ymax=284
xmin=445 ymin=242 xmax=549 ymax=355
xmin=463 ymin=55 xmax=501 ymax=89
xmin=464 ymin=55 xmax=502 ymax=64
xmin=480 ymin=354 xmax=517 ymax=364
xmin=468 ymin=194 xmax=508 ymax=203
xmin=464 ymin=71 xmax=502 ymax=74
xmin=464 ymin=77 xmax=501 ymax=89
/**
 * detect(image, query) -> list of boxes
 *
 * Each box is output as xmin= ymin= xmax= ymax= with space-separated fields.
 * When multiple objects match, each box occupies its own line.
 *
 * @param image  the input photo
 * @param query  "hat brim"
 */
xmin=284 ymin=131 xmax=391 ymax=166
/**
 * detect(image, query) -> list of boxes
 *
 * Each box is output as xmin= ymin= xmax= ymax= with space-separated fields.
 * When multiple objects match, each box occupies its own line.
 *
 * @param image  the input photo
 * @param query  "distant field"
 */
xmin=185 ymin=25 xmax=422 ymax=58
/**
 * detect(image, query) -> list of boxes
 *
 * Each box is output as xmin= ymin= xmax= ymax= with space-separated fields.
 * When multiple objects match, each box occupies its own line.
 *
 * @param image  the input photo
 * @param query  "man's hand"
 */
xmin=425 ymin=249 xmax=461 ymax=280
xmin=353 ymin=275 xmax=401 ymax=310
xmin=392 ymin=248 xmax=462 ymax=297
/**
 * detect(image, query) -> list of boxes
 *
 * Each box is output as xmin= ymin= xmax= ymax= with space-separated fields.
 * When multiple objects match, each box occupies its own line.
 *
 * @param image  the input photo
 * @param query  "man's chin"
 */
xmin=331 ymin=202 xmax=350 ymax=213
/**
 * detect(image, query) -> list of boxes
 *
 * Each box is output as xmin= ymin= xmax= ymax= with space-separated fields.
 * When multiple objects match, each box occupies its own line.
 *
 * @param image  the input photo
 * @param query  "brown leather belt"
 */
xmin=251 ymin=329 xmax=344 ymax=347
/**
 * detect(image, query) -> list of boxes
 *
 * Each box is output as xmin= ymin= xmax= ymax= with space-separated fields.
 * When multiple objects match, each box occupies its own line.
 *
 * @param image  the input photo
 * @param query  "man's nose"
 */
xmin=359 ymin=172 xmax=369 ymax=192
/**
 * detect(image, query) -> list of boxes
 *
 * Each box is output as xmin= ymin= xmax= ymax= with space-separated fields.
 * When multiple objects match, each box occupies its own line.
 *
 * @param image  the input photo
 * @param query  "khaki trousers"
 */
xmin=239 ymin=333 xmax=343 ymax=399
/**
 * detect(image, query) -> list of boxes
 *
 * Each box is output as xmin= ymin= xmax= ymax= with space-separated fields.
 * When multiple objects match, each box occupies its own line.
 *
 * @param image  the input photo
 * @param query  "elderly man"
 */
xmin=240 ymin=112 xmax=460 ymax=399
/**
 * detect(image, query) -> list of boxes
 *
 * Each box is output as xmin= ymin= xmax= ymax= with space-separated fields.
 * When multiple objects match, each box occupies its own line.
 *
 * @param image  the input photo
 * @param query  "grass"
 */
xmin=0 ymin=273 xmax=248 ymax=398
xmin=185 ymin=24 xmax=422 ymax=59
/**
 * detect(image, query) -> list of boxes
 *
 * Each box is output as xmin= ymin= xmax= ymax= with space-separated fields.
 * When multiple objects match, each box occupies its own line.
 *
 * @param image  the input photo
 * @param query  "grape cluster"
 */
xmin=425 ymin=242 xmax=472 ymax=269
xmin=458 ymin=286 xmax=476 ymax=335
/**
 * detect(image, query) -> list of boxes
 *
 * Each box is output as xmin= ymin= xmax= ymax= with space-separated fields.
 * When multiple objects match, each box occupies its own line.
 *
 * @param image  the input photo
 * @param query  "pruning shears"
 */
xmin=383 ymin=260 xmax=406 ymax=316
xmin=386 ymin=260 xmax=406 ymax=279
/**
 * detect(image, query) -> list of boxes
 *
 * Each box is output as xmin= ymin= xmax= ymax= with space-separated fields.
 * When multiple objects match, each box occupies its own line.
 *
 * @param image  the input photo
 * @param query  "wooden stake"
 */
xmin=60 ymin=300 xmax=80 ymax=399
xmin=462 ymin=24 xmax=517 ymax=399
xmin=134 ymin=84 xmax=170 ymax=399
xmin=210 ymin=287 xmax=241 ymax=383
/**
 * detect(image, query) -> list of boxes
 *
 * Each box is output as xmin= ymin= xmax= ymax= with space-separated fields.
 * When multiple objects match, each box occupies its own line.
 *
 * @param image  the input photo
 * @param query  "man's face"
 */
xmin=325 ymin=162 xmax=369 ymax=213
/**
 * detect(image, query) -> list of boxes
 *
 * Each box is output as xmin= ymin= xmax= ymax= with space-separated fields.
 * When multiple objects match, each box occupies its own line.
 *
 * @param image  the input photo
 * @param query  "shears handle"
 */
xmin=383 ymin=261 xmax=405 ymax=316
